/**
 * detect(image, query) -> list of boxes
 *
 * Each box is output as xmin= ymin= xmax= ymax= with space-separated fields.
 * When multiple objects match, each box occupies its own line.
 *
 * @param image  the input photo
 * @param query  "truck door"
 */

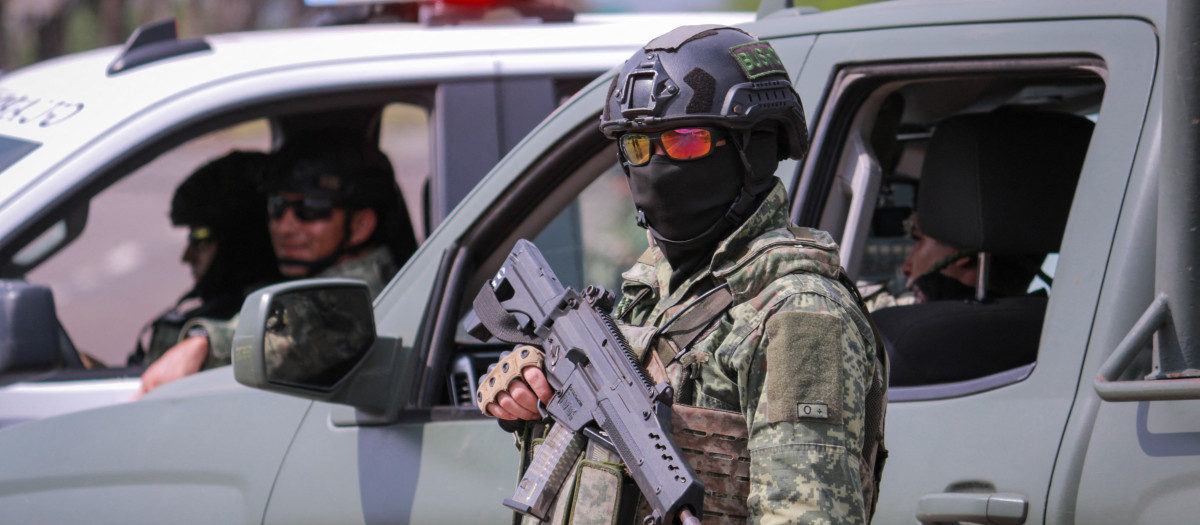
xmin=1057 ymin=12 xmax=1200 ymax=523
xmin=786 ymin=17 xmax=1156 ymax=524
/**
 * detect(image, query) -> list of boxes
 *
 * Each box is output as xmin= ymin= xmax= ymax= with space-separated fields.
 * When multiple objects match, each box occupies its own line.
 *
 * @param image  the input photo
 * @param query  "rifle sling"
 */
xmin=472 ymin=283 xmax=540 ymax=346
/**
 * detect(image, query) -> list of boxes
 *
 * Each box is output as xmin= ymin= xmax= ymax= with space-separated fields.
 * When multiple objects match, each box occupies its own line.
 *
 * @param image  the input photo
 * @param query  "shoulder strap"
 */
xmin=836 ymin=270 xmax=889 ymax=523
xmin=654 ymin=283 xmax=735 ymax=365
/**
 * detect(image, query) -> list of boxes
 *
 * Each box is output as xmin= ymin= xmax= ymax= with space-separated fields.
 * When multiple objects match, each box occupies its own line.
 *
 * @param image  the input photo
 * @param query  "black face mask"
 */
xmin=627 ymin=144 xmax=744 ymax=243
xmin=911 ymin=271 xmax=977 ymax=303
xmin=626 ymin=131 xmax=779 ymax=290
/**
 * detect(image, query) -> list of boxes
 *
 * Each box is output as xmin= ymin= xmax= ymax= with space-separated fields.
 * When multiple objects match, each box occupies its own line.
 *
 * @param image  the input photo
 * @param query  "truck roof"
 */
xmin=752 ymin=0 xmax=1163 ymax=38
xmin=0 ymin=12 xmax=751 ymax=209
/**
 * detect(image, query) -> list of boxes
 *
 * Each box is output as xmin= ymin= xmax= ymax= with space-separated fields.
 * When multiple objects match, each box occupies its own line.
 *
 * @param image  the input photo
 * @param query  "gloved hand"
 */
xmin=476 ymin=345 xmax=554 ymax=420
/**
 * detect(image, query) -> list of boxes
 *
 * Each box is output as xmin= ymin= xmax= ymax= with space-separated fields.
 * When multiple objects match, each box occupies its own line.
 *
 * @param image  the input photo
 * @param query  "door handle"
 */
xmin=916 ymin=492 xmax=1027 ymax=525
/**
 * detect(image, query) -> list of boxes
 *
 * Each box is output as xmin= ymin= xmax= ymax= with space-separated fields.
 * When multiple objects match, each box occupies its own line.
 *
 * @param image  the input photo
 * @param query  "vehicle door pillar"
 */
xmin=1158 ymin=0 xmax=1200 ymax=375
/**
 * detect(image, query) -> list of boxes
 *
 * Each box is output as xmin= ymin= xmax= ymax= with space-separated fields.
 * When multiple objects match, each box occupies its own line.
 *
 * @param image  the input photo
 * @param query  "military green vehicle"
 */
xmin=1 ymin=0 xmax=1197 ymax=523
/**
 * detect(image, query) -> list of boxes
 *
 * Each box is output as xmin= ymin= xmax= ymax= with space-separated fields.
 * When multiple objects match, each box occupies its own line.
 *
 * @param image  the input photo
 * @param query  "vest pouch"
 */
xmin=519 ymin=434 xmax=638 ymax=525
xmin=565 ymin=459 xmax=628 ymax=525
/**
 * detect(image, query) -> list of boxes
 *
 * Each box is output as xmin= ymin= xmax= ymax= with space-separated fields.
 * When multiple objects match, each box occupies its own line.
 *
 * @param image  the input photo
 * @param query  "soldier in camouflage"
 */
xmin=128 ymin=150 xmax=281 ymax=366
xmin=137 ymin=134 xmax=416 ymax=397
xmin=482 ymin=26 xmax=888 ymax=524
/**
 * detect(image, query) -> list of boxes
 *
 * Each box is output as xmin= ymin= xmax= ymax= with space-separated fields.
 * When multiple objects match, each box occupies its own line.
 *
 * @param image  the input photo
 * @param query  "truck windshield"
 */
xmin=0 ymin=134 xmax=40 ymax=175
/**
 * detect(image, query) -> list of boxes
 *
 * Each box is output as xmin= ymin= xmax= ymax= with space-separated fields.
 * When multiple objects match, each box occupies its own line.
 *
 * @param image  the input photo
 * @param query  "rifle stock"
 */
xmin=467 ymin=239 xmax=704 ymax=525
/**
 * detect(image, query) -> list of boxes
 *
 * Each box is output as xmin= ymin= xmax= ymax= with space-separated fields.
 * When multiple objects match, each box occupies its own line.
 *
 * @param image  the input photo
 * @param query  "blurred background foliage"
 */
xmin=0 ymin=0 xmax=881 ymax=71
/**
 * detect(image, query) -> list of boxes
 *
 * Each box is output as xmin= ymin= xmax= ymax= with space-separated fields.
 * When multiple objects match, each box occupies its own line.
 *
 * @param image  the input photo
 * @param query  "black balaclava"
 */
xmin=911 ymin=272 xmax=977 ymax=303
xmin=627 ymin=130 xmax=779 ymax=290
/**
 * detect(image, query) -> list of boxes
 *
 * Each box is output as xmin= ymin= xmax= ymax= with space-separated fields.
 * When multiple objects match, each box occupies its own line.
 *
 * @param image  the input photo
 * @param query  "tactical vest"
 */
xmin=516 ymin=275 xmax=888 ymax=525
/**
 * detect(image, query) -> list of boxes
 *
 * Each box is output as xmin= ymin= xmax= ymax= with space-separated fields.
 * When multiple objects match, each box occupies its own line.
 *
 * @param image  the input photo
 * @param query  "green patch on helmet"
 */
xmin=729 ymin=41 xmax=786 ymax=80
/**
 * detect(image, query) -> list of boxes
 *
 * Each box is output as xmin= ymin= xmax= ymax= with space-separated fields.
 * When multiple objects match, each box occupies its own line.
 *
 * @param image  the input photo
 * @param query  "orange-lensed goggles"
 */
xmin=619 ymin=128 xmax=721 ymax=166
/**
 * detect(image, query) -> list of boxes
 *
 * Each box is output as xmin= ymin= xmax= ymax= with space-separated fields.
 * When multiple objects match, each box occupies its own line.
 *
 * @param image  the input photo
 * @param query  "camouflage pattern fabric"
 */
xmin=180 ymin=245 xmax=398 ymax=369
xmin=610 ymin=181 xmax=878 ymax=524
xmin=855 ymin=281 xmax=916 ymax=312
xmin=518 ymin=430 xmax=629 ymax=525
xmin=143 ymin=316 xmax=184 ymax=365
xmin=262 ymin=286 xmax=375 ymax=385
xmin=138 ymin=282 xmax=274 ymax=365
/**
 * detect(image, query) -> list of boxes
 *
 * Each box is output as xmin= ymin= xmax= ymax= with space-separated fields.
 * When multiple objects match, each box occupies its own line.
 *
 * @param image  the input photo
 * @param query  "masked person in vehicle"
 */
xmin=874 ymin=110 xmax=1094 ymax=387
xmin=477 ymin=26 xmax=889 ymax=524
xmin=128 ymin=150 xmax=281 ymax=367
xmin=900 ymin=213 xmax=1045 ymax=304
xmin=881 ymin=110 xmax=1094 ymax=308
xmin=137 ymin=134 xmax=416 ymax=397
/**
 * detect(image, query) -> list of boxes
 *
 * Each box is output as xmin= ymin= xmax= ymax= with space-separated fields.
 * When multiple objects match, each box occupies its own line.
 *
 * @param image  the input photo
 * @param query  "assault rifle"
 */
xmin=466 ymin=239 xmax=703 ymax=525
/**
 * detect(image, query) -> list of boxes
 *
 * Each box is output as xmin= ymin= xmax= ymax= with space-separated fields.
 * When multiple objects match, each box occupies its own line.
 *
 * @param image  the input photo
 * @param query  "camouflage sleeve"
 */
xmin=614 ymin=247 xmax=658 ymax=325
xmin=741 ymin=291 xmax=874 ymax=524
xmin=178 ymin=315 xmax=239 ymax=370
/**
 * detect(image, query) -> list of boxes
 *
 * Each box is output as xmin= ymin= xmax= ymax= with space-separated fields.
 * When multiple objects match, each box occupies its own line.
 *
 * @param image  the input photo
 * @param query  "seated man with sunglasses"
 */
xmin=137 ymin=134 xmax=416 ymax=398
xmin=477 ymin=26 xmax=888 ymax=524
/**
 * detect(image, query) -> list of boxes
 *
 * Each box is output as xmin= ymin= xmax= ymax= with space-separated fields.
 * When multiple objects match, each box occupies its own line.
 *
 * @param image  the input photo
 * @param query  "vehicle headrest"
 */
xmin=0 ymin=281 xmax=64 ymax=374
xmin=918 ymin=111 xmax=1093 ymax=254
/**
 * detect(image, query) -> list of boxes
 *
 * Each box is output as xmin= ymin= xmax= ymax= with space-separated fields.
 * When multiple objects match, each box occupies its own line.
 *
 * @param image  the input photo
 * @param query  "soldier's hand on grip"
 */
xmin=477 ymin=345 xmax=553 ymax=420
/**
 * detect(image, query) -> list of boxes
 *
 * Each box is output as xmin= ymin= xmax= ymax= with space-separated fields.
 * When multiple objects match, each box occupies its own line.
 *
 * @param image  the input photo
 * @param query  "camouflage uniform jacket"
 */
xmin=134 ymin=284 xmax=273 ymax=366
xmin=615 ymin=182 xmax=878 ymax=524
xmin=856 ymin=281 xmax=916 ymax=313
xmin=180 ymin=245 xmax=398 ymax=369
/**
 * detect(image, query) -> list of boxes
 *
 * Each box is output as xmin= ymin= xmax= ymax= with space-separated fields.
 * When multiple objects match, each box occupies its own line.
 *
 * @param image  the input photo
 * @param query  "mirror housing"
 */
xmin=233 ymin=278 xmax=393 ymax=412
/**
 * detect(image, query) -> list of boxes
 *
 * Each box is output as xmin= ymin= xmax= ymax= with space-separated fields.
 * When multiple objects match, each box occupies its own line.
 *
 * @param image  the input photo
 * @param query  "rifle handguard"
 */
xmin=477 ymin=345 xmax=545 ymax=416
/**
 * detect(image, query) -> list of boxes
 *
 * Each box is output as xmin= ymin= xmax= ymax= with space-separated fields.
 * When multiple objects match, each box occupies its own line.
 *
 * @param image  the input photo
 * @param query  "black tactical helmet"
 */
xmin=171 ymin=151 xmax=271 ymax=232
xmin=263 ymin=132 xmax=417 ymax=274
xmin=263 ymin=133 xmax=399 ymax=207
xmin=599 ymin=25 xmax=808 ymax=161
xmin=170 ymin=150 xmax=280 ymax=304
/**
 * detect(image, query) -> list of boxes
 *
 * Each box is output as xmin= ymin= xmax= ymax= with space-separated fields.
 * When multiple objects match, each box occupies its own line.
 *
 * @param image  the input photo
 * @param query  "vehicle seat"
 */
xmin=877 ymin=111 xmax=1093 ymax=386
xmin=0 ymin=280 xmax=82 ymax=376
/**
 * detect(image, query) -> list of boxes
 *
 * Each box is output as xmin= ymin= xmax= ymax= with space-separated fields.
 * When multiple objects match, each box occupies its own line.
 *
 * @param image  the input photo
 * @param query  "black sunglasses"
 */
xmin=267 ymin=195 xmax=337 ymax=222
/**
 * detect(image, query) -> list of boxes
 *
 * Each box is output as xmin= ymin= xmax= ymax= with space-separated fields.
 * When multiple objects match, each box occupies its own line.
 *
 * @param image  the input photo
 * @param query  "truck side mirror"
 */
xmin=233 ymin=279 xmax=376 ymax=397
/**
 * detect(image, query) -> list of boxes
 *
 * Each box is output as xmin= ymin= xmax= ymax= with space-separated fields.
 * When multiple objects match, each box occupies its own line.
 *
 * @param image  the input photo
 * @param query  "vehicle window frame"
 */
xmin=793 ymin=57 xmax=1109 ymax=400
xmin=0 ymin=86 xmax=440 ymax=371
xmin=793 ymin=57 xmax=1108 ymax=236
xmin=0 ymin=135 xmax=41 ymax=175
xmin=412 ymin=116 xmax=615 ymax=410
xmin=0 ymin=86 xmax=438 ymax=279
